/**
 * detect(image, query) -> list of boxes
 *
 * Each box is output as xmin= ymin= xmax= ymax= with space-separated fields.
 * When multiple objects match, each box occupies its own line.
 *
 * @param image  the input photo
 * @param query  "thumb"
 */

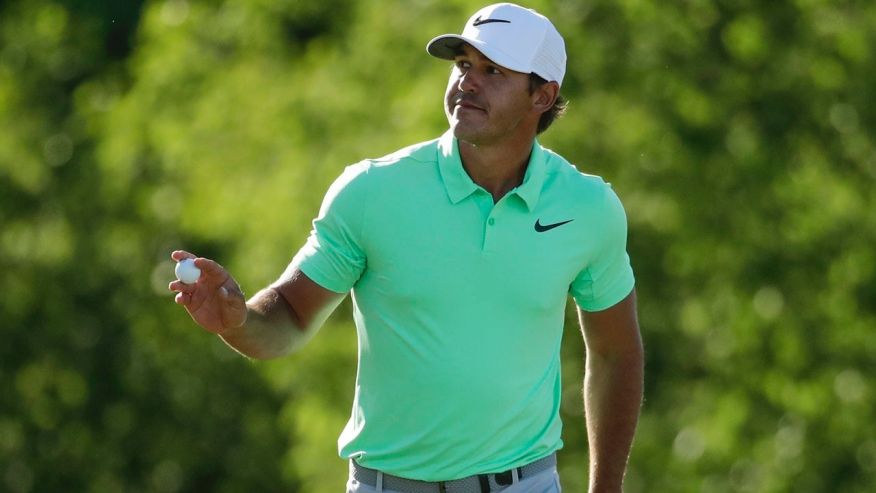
xmin=219 ymin=286 xmax=243 ymax=303
xmin=218 ymin=286 xmax=247 ymax=329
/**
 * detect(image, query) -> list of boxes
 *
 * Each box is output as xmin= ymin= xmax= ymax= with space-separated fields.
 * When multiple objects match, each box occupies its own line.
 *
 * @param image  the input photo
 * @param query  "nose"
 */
xmin=457 ymin=69 xmax=479 ymax=93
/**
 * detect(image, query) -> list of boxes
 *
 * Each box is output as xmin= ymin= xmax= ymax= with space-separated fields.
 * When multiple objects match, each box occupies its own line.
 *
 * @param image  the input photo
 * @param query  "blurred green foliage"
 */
xmin=1 ymin=0 xmax=874 ymax=491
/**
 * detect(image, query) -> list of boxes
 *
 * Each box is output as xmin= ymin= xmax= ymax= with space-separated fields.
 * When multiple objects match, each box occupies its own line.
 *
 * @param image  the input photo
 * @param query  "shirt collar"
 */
xmin=437 ymin=131 xmax=547 ymax=211
xmin=514 ymin=140 xmax=546 ymax=211
xmin=437 ymin=131 xmax=479 ymax=204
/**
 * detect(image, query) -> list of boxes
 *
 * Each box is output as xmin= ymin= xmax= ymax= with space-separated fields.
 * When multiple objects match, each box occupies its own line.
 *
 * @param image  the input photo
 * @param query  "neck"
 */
xmin=458 ymin=137 xmax=534 ymax=203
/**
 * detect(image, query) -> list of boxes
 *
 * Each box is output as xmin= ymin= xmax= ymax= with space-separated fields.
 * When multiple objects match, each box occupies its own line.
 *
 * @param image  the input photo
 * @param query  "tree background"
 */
xmin=1 ymin=0 xmax=874 ymax=491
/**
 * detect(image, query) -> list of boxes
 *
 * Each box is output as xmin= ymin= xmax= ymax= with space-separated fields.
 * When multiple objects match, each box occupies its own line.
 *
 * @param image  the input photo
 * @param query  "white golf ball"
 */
xmin=175 ymin=258 xmax=201 ymax=284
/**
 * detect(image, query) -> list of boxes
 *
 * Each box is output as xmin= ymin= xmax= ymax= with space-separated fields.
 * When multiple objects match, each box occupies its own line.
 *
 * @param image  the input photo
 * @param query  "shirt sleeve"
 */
xmin=570 ymin=183 xmax=635 ymax=311
xmin=291 ymin=163 xmax=369 ymax=294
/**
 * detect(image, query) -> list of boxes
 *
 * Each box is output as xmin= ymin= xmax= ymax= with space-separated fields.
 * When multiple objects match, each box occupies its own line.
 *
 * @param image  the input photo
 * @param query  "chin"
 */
xmin=451 ymin=128 xmax=477 ymax=146
xmin=449 ymin=121 xmax=483 ymax=145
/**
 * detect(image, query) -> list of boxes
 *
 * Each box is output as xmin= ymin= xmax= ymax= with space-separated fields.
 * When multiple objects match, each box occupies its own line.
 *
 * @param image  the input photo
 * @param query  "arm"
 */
xmin=169 ymin=250 xmax=345 ymax=360
xmin=578 ymin=289 xmax=643 ymax=493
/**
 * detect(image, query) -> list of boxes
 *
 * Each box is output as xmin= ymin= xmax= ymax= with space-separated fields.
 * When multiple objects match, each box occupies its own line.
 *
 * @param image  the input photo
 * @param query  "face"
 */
xmin=444 ymin=44 xmax=540 ymax=146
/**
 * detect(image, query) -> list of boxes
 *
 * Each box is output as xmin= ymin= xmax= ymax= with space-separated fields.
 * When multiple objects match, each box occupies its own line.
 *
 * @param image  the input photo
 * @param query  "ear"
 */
xmin=532 ymin=81 xmax=560 ymax=114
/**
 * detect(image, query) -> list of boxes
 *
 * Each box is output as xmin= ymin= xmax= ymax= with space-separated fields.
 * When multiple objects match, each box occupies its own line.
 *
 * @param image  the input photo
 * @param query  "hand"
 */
xmin=168 ymin=250 xmax=247 ymax=334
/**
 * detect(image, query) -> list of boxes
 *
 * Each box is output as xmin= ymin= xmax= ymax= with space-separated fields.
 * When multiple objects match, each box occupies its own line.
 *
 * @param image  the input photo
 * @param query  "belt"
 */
xmin=350 ymin=453 xmax=556 ymax=493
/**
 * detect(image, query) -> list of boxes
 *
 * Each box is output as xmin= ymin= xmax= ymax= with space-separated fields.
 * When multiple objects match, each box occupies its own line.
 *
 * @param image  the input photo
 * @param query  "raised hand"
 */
xmin=168 ymin=250 xmax=247 ymax=334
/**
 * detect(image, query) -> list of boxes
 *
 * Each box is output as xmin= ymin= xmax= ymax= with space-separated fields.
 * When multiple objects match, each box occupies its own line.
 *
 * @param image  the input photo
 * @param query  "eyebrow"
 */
xmin=451 ymin=45 xmax=499 ymax=66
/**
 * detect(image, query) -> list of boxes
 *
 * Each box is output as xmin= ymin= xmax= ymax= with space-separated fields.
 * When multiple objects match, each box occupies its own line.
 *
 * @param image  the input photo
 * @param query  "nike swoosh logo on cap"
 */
xmin=534 ymin=219 xmax=574 ymax=233
xmin=472 ymin=16 xmax=511 ymax=26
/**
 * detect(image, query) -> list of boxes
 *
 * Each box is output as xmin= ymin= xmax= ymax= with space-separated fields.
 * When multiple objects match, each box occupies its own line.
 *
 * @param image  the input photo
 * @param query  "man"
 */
xmin=169 ymin=3 xmax=643 ymax=492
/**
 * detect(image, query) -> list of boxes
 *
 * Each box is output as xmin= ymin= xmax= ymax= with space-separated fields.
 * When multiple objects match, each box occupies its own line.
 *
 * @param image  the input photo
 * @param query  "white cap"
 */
xmin=426 ymin=3 xmax=567 ymax=87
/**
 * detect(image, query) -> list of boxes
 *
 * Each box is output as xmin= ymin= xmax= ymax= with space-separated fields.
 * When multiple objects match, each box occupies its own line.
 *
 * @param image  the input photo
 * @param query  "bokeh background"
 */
xmin=2 ymin=0 xmax=875 ymax=491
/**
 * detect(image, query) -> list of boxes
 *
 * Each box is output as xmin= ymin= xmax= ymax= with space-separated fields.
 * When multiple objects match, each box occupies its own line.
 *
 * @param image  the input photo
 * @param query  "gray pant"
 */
xmin=346 ymin=466 xmax=562 ymax=493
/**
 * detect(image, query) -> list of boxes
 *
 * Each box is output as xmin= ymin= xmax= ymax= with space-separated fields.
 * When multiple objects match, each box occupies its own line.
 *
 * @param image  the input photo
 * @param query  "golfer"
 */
xmin=170 ymin=3 xmax=643 ymax=492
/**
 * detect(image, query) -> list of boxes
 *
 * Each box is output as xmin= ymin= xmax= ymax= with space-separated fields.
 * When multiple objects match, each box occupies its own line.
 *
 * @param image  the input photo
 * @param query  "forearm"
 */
xmin=219 ymin=287 xmax=311 ymax=359
xmin=583 ymin=343 xmax=644 ymax=493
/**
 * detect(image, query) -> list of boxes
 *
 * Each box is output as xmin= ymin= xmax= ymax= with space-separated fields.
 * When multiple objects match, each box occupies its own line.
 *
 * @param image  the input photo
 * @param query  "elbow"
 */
xmin=587 ymin=335 xmax=644 ymax=374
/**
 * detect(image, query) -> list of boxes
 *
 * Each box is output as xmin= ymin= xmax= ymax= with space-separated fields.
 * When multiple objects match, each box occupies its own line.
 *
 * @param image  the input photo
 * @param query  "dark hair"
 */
xmin=528 ymin=73 xmax=567 ymax=134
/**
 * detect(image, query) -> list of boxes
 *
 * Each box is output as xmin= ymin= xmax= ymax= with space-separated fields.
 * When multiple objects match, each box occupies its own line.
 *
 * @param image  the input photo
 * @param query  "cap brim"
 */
xmin=426 ymin=34 xmax=530 ymax=74
xmin=426 ymin=34 xmax=468 ymax=60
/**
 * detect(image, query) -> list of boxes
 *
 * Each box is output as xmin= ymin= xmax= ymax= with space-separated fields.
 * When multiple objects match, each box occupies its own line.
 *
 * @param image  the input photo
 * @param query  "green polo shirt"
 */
xmin=292 ymin=131 xmax=634 ymax=480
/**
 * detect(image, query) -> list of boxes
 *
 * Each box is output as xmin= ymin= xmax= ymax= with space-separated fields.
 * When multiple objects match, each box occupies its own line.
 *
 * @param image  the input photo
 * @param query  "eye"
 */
xmin=455 ymin=60 xmax=472 ymax=70
xmin=486 ymin=65 xmax=503 ymax=75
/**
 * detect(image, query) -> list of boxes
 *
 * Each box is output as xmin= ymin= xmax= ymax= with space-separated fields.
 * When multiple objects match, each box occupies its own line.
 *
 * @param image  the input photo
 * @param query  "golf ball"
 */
xmin=175 ymin=258 xmax=201 ymax=284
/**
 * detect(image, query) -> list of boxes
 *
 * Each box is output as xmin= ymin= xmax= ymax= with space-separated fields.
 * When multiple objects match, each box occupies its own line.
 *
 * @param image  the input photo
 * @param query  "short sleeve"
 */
xmin=291 ymin=163 xmax=369 ymax=293
xmin=570 ymin=184 xmax=635 ymax=311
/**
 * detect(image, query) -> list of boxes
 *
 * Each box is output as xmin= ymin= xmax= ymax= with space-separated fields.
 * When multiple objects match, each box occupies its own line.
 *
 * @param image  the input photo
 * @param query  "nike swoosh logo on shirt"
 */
xmin=534 ymin=219 xmax=574 ymax=233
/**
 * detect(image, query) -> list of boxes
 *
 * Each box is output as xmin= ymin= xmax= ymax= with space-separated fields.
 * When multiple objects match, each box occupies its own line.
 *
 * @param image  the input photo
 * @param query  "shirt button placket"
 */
xmin=483 ymin=216 xmax=497 ymax=252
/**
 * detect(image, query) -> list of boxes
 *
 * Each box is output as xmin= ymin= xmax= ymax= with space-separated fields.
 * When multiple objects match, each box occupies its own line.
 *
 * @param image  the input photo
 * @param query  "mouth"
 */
xmin=453 ymin=95 xmax=486 ymax=113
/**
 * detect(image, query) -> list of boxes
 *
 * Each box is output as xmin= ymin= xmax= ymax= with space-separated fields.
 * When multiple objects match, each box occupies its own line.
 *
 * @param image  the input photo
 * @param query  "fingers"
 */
xmin=170 ymin=251 xmax=227 ymax=279
xmin=168 ymin=252 xmax=238 ymax=296
xmin=169 ymin=279 xmax=196 ymax=293
xmin=170 ymin=279 xmax=195 ymax=307
xmin=171 ymin=250 xmax=196 ymax=262
xmin=194 ymin=257 xmax=231 ymax=282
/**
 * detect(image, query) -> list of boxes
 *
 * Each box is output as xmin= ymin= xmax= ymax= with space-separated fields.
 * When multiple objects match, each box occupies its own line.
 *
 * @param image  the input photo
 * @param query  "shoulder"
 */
xmin=536 ymin=146 xmax=628 ymax=240
xmin=368 ymin=138 xmax=441 ymax=168
xmin=327 ymin=137 xmax=438 ymax=184
xmin=333 ymin=137 xmax=441 ymax=190
xmin=541 ymin=146 xmax=622 ymax=211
